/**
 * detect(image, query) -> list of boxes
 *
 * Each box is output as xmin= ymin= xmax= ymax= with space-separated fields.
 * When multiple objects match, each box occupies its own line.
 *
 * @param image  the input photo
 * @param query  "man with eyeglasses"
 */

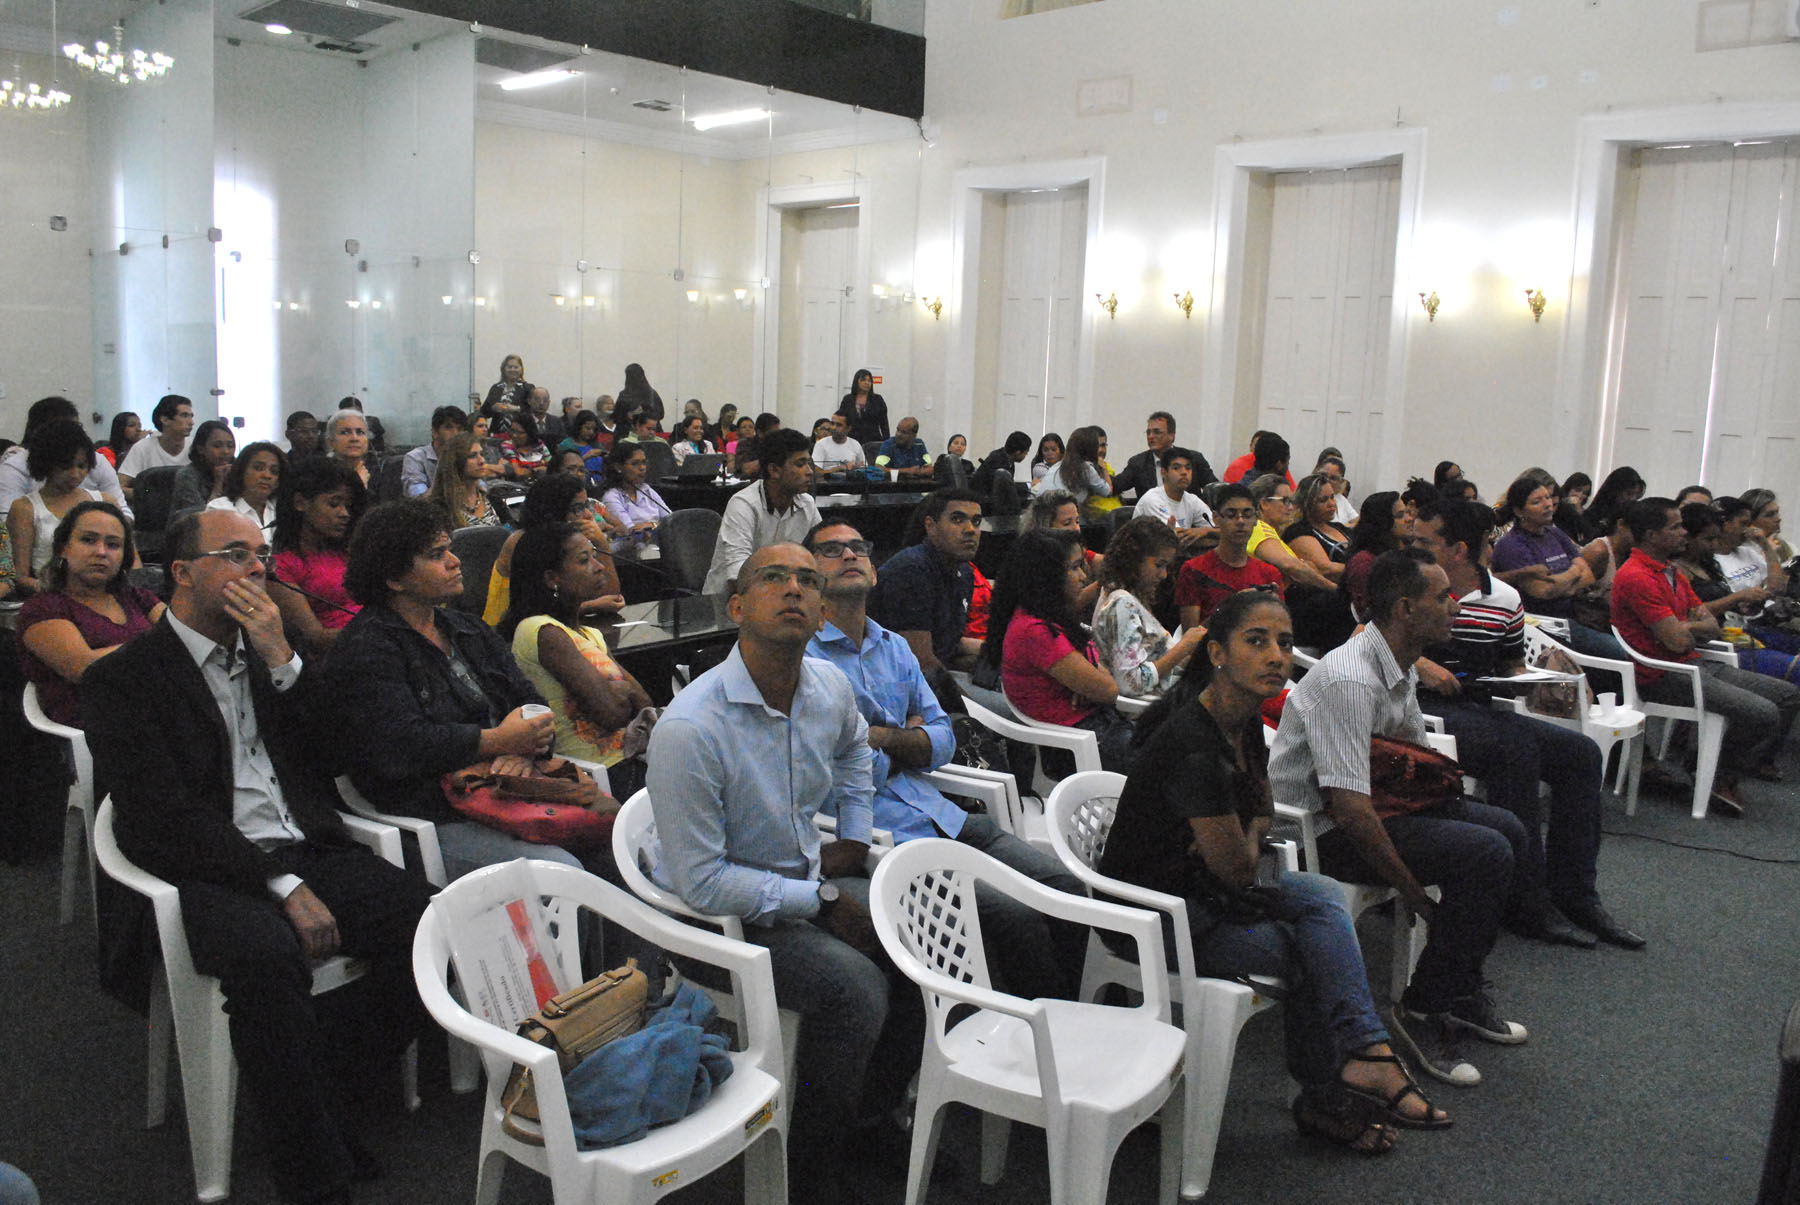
xmin=1111 ymin=409 xmax=1217 ymax=501
xmin=804 ymin=520 xmax=1085 ymax=1001
xmin=648 ymin=542 xmax=921 ymax=1202
xmin=1176 ymin=481 xmax=1286 ymax=631
xmin=83 ymin=509 xmax=434 ymax=1204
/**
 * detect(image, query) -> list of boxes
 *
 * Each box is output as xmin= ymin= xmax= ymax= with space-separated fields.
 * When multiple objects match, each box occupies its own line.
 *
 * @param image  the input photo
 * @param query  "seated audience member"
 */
xmin=1286 ymin=473 xmax=1354 ymax=582
xmin=1176 ymin=482 xmax=1285 ymax=632
xmin=284 ymin=410 xmax=321 ymax=461
xmin=1613 ymin=498 xmax=1800 ymax=815
xmin=83 ymin=508 xmax=434 ymax=1205
xmin=836 ymin=367 xmax=889 ymax=443
xmin=270 ymin=457 xmax=364 ymax=655
xmin=327 ymin=500 xmax=593 ymax=879
xmin=983 ymin=528 xmax=1136 ymax=771
xmin=724 ymin=415 xmax=756 ymax=456
xmin=599 ymin=440 xmax=672 ymax=556
xmin=1562 ymin=472 xmax=1595 ymax=512
xmin=591 ymin=394 xmax=619 ymax=442
xmin=1271 ymin=548 xmax=1528 ymax=1087
xmin=1678 ymin=503 xmax=1772 ymax=620
xmin=874 ymin=416 xmax=934 ymax=480
xmin=805 ymin=520 xmax=1085 ymax=999
xmin=972 ymin=430 xmax=1032 ymax=515
xmin=1401 ymin=477 xmax=1438 ymax=527
xmin=1556 ymin=471 xmax=1596 ymax=543
xmin=550 ymin=451 xmax=627 ymax=540
xmin=1222 ymin=430 xmax=1272 ymax=485
xmin=1411 ymin=499 xmax=1643 ymax=949
xmin=813 ymin=413 xmax=869 ymax=477
xmin=1491 ymin=474 xmax=1625 ymax=661
xmin=669 ymin=414 xmax=715 ymax=465
xmin=616 ymin=406 xmax=664 ymax=448
xmin=1246 ymin=474 xmax=1345 ymax=647
xmin=483 ymin=474 xmax=624 ymax=627
xmin=116 ymin=393 xmax=194 ymax=492
xmin=648 ymin=543 xmax=918 ymax=1201
xmin=559 ymin=410 xmax=609 ymax=478
xmin=1114 ymin=410 xmax=1218 ymax=501
xmin=1132 ymin=446 xmax=1216 ymax=551
xmin=706 ymin=403 xmax=738 ymax=451
xmin=933 ymin=433 xmax=974 ymax=486
xmin=497 ymin=410 xmax=552 ymax=481
xmin=1030 ymin=432 xmax=1064 ymax=484
xmin=1093 ymin=517 xmax=1207 ymax=697
xmin=1433 ymin=460 xmax=1464 ymax=491
xmin=867 ymin=488 xmax=985 ymax=680
xmin=501 ymin=524 xmax=653 ymax=797
xmin=525 ymin=386 xmax=564 ymax=446
xmin=337 ymin=396 xmax=385 ymax=453
xmin=6 ymin=420 xmax=104 ymax=594
xmin=324 ymin=409 xmax=374 ymax=490
xmin=1675 ymin=484 xmax=1713 ymax=509
xmin=1239 ymin=433 xmax=1292 ymax=488
xmin=481 ymin=353 xmax=531 ymax=434
xmin=1341 ymin=490 xmax=1409 ymax=622
xmin=1034 ymin=425 xmax=1114 ymax=518
xmin=18 ymin=501 xmax=163 ymax=726
xmin=170 ymin=420 xmax=236 ymax=513
xmin=0 ymin=397 xmax=129 ymax=519
xmin=425 ymin=433 xmax=505 ymax=532
xmin=1104 ymin=591 xmax=1449 ymax=1149
xmin=100 ymin=411 xmax=143 ymax=469
xmin=1741 ymin=487 xmax=1792 ymax=563
xmin=401 ymin=405 xmax=468 ymax=498
xmin=701 ymin=428 xmax=820 ymax=594
xmin=1714 ymin=494 xmax=1788 ymax=597
xmin=1581 ymin=465 xmax=1646 ymax=544
xmin=1573 ymin=508 xmax=1634 ymax=636
xmin=810 ymin=417 xmax=835 ymax=445
xmin=1024 ymin=487 xmax=1104 ymax=612
xmin=207 ymin=441 xmax=286 ymax=540
xmin=1314 ymin=453 xmax=1360 ymax=526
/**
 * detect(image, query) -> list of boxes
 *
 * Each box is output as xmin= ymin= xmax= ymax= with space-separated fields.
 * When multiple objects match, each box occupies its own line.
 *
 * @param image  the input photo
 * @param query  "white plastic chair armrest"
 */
xmin=21 ymin=684 xmax=83 ymax=742
xmin=335 ymin=774 xmax=448 ymax=886
xmin=1113 ymin=694 xmax=1151 ymax=718
xmin=339 ymin=813 xmax=405 ymax=869
xmin=1700 ymin=641 xmax=1737 ymax=665
xmin=925 ymin=767 xmax=1010 ymax=812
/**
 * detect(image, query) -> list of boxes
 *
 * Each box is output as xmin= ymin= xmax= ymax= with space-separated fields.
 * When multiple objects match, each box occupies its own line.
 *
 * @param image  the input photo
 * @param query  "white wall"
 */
xmin=913 ymin=0 xmax=1800 ymax=493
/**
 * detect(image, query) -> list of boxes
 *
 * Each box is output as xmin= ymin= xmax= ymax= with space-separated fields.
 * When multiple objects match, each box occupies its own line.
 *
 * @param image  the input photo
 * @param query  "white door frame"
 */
xmin=945 ymin=157 xmax=1106 ymax=446
xmin=1201 ymin=128 xmax=1426 ymax=490
xmin=754 ymin=179 xmax=872 ymax=415
xmin=1557 ymin=101 xmax=1800 ymax=476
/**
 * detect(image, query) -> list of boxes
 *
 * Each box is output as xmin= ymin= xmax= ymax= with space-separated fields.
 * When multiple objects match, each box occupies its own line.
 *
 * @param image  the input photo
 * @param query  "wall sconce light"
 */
xmin=685 ymin=289 xmax=701 ymax=304
xmin=923 ymin=296 xmax=943 ymax=320
xmin=440 ymin=295 xmax=454 ymax=306
xmin=473 ymin=297 xmax=488 ymax=307
xmin=1096 ymin=292 xmax=1119 ymax=320
xmin=734 ymin=287 xmax=750 ymax=309
xmin=345 ymin=299 xmax=361 ymax=309
xmin=1419 ymin=291 xmax=1440 ymax=323
xmin=1173 ymin=290 xmax=1194 ymax=320
xmin=583 ymin=296 xmax=597 ymax=308
xmin=551 ymin=294 xmax=566 ymax=307
xmin=1524 ymin=288 xmax=1547 ymax=323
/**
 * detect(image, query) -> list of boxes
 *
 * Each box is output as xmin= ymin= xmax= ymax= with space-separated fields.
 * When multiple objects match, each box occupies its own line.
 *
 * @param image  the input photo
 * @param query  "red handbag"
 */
xmin=1367 ymin=735 xmax=1464 ymax=820
xmin=441 ymin=757 xmax=619 ymax=850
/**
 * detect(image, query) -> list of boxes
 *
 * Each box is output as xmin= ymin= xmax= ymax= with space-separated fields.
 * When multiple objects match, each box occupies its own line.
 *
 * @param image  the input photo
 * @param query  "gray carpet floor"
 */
xmin=3 ymin=749 xmax=1796 ymax=1204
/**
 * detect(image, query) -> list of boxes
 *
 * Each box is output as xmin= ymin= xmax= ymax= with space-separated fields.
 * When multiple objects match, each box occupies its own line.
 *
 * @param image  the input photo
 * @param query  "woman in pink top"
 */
xmin=271 ymin=457 xmax=365 ymax=654
xmin=983 ymin=528 xmax=1137 ymax=771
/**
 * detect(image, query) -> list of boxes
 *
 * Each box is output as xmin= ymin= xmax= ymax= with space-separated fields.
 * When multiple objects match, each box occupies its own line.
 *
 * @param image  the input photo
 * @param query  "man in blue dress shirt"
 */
xmin=646 ymin=542 xmax=921 ymax=1201
xmin=803 ymin=520 xmax=1084 ymax=1002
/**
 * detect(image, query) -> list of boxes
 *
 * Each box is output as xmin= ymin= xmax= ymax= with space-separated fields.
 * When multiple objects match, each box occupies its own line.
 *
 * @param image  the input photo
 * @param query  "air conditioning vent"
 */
xmin=632 ymin=99 xmax=674 ymax=112
xmin=313 ymin=39 xmax=373 ymax=55
xmin=240 ymin=0 xmax=394 ymax=41
xmin=474 ymin=38 xmax=574 ymax=74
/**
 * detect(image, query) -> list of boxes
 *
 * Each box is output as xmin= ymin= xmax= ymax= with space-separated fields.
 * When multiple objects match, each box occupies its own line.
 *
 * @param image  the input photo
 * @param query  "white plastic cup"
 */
xmin=888 ymin=468 xmax=899 ymax=482
xmin=521 ymin=704 xmax=551 ymax=722
xmin=1594 ymin=693 xmax=1616 ymax=714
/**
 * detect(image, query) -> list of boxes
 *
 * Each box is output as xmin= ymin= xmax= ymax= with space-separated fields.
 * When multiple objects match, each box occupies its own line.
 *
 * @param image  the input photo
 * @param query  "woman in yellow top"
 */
xmin=1248 ymin=472 xmax=1353 ymax=647
xmin=481 ymin=473 xmax=623 ymax=627
xmin=501 ymin=522 xmax=655 ymax=797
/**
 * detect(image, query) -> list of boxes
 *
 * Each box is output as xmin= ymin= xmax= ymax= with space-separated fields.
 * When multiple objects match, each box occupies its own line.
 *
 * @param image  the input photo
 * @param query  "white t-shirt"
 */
xmin=1715 ymin=542 xmax=1768 ymax=593
xmin=118 ymin=434 xmax=190 ymax=478
xmin=1334 ymin=494 xmax=1360 ymax=526
xmin=1133 ymin=486 xmax=1213 ymax=530
xmin=812 ymin=436 xmax=866 ymax=473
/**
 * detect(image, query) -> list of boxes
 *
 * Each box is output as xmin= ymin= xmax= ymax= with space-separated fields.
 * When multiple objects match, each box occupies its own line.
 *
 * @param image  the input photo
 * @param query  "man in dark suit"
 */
xmin=85 ymin=509 xmax=433 ymax=1205
xmin=1111 ymin=409 xmax=1217 ymax=501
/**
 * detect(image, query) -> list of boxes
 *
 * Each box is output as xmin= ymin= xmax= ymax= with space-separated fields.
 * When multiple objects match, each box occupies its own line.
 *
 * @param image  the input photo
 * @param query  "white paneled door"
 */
xmin=792 ymin=205 xmax=858 ymax=416
xmin=996 ymin=187 xmax=1087 ymax=441
xmin=1609 ymin=141 xmax=1800 ymax=496
xmin=1256 ymin=165 xmax=1400 ymax=484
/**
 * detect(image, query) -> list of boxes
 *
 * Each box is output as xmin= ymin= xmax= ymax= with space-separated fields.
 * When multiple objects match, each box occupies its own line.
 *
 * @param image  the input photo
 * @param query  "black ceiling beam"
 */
xmin=395 ymin=0 xmax=925 ymax=120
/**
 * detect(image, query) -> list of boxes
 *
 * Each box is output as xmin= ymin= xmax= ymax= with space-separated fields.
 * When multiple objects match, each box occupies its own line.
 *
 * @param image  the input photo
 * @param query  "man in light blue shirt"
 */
xmin=803 ymin=519 xmax=1084 ymax=1002
xmin=400 ymin=404 xmax=467 ymax=497
xmin=646 ymin=542 xmax=919 ymax=1200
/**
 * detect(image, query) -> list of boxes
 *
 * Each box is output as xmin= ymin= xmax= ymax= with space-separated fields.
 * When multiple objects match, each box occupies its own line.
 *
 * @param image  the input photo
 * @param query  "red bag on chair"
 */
xmin=440 ymin=757 xmax=619 ymax=850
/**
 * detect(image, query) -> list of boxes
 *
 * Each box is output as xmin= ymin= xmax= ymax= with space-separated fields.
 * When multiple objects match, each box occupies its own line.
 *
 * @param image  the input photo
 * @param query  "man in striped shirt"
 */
xmin=1413 ymin=499 xmax=1644 ymax=952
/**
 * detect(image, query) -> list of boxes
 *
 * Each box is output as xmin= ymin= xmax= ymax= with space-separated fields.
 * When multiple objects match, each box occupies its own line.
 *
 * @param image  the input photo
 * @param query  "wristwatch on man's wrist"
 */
xmin=816 ymin=880 xmax=840 ymax=920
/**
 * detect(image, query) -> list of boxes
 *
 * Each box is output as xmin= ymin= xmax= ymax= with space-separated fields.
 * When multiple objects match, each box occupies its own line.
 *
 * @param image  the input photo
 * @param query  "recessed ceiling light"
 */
xmin=690 ymin=108 xmax=769 ymax=132
xmin=265 ymin=23 xmax=292 ymax=35
xmin=500 ymin=68 xmax=580 ymax=92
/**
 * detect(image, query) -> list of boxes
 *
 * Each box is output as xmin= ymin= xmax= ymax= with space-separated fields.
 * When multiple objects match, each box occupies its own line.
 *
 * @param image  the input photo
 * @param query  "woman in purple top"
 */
xmin=1491 ymin=475 xmax=1627 ymax=661
xmin=18 ymin=500 xmax=164 ymax=727
xmin=598 ymin=442 xmax=671 ymax=555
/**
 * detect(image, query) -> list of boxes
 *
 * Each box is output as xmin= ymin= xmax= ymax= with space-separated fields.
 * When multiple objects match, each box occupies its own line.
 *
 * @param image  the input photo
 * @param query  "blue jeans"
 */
xmin=1420 ymin=698 xmax=1604 ymax=914
xmin=1189 ymin=870 xmax=1389 ymax=1087
xmin=1315 ymin=798 xmax=1522 ymax=1014
xmin=952 ymin=812 xmax=1085 ymax=1000
xmin=436 ymin=820 xmax=586 ymax=882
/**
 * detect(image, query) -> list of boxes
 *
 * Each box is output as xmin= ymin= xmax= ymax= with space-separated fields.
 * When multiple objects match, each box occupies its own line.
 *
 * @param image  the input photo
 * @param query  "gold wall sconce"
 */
xmin=923 ymin=296 xmax=943 ymax=320
xmin=1173 ymin=290 xmax=1194 ymax=319
xmin=1096 ymin=292 xmax=1119 ymax=319
xmin=1419 ymin=291 xmax=1440 ymax=323
xmin=1524 ymin=288 xmax=1547 ymax=323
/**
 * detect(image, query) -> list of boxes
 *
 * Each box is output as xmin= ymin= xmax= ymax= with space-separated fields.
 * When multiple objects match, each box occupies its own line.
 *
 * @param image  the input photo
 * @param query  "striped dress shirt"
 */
xmin=1269 ymin=623 xmax=1428 ymax=810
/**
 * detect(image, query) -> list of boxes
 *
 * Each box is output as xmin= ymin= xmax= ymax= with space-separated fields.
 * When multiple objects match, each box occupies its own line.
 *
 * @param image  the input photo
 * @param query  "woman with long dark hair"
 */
xmin=1581 ymin=466 xmax=1645 ymax=541
xmin=501 ymin=523 xmax=654 ymax=797
xmin=599 ymin=441 xmax=671 ymax=555
xmin=1034 ymin=426 xmax=1113 ymax=517
xmin=6 ymin=420 xmax=103 ymax=593
xmin=425 ymin=433 xmax=505 ymax=533
xmin=1031 ymin=432 xmax=1064 ymax=484
xmin=482 ymin=473 xmax=623 ymax=628
xmin=616 ymin=362 xmax=665 ymax=427
xmin=1092 ymin=517 xmax=1206 ymax=696
xmin=171 ymin=419 xmax=237 ymax=512
xmin=983 ymin=528 xmax=1134 ymax=770
xmin=1099 ymin=590 xmax=1447 ymax=1153
xmin=498 ymin=409 xmax=551 ymax=481
xmin=836 ymin=367 xmax=888 ymax=442
xmin=100 ymin=412 xmax=142 ymax=468
xmin=1340 ymin=490 xmax=1407 ymax=622
xmin=271 ymin=456 xmax=366 ymax=653
xmin=670 ymin=414 xmax=715 ymax=464
xmin=206 ymin=441 xmax=287 ymax=540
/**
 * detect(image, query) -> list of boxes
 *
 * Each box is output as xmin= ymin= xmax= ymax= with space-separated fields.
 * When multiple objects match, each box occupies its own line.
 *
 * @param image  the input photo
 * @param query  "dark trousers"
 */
xmin=1315 ymin=798 xmax=1522 ymax=1015
xmin=1642 ymin=660 xmax=1800 ymax=774
xmin=951 ymin=813 xmax=1086 ymax=1000
xmin=1420 ymin=697 xmax=1604 ymax=914
xmin=180 ymin=844 xmax=433 ymax=1203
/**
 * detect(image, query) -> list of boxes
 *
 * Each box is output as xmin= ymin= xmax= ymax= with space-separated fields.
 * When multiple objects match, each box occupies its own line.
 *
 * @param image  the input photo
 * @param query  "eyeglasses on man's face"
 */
xmin=193 ymin=547 xmax=274 ymax=571
xmin=811 ymin=539 xmax=873 ymax=560
xmin=749 ymin=564 xmax=825 ymax=591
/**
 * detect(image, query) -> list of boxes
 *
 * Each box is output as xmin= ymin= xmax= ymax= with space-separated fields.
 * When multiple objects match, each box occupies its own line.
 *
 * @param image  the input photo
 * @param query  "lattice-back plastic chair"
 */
xmin=92 ymin=798 xmax=416 ymax=1202
xmin=870 ymin=837 xmax=1187 ymax=1203
xmin=23 ymin=683 xmax=97 ymax=930
xmin=1515 ymin=623 xmax=1648 ymax=810
xmin=1610 ymin=624 xmax=1738 ymax=818
xmin=959 ymin=692 xmax=1099 ymax=848
xmin=1045 ymin=771 xmax=1286 ymax=1199
xmin=413 ymin=857 xmax=788 ymax=1205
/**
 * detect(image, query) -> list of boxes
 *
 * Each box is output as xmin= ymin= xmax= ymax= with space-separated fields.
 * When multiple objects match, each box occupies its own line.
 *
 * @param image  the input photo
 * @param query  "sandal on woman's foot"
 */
xmin=1340 ymin=1051 xmax=1453 ymax=1131
xmin=1291 ymin=1090 xmax=1397 ymax=1155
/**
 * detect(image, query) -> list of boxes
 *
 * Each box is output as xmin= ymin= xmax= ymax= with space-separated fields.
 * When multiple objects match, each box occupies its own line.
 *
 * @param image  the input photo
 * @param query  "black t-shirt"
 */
xmin=1098 ymin=697 xmax=1271 ymax=903
xmin=868 ymin=542 xmax=973 ymax=663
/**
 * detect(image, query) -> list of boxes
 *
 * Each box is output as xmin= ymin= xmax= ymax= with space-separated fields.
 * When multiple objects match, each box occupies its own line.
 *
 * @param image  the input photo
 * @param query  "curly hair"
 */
xmin=1098 ymin=516 xmax=1179 ymax=593
xmin=344 ymin=499 xmax=450 ymax=607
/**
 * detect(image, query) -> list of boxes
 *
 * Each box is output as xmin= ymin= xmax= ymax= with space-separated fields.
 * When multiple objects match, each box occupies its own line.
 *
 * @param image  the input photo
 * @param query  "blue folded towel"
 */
xmin=563 ymin=982 xmax=736 ymax=1149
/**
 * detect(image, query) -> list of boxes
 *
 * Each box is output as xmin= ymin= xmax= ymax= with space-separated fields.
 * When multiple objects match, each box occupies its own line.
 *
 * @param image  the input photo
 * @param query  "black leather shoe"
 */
xmin=1562 ymin=903 xmax=1647 ymax=951
xmin=1506 ymin=904 xmax=1597 ymax=949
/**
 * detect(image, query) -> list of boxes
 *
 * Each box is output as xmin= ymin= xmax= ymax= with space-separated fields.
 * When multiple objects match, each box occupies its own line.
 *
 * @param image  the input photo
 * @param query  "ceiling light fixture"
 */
xmin=265 ymin=23 xmax=291 ymax=35
xmin=690 ymin=107 xmax=769 ymax=132
xmin=63 ymin=21 xmax=173 ymax=85
xmin=499 ymin=68 xmax=580 ymax=92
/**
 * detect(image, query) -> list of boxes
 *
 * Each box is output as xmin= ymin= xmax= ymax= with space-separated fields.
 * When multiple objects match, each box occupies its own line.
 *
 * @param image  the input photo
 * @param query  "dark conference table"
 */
xmin=593 ymin=593 xmax=740 ymax=704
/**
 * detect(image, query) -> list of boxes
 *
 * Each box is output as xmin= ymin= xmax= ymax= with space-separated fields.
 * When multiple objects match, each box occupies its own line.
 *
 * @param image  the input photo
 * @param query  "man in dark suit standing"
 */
xmin=85 ymin=509 xmax=433 ymax=1205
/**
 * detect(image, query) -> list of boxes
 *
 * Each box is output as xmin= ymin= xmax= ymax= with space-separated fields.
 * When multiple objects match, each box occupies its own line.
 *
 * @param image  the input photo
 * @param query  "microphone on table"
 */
xmin=264 ymin=565 xmax=359 ymax=616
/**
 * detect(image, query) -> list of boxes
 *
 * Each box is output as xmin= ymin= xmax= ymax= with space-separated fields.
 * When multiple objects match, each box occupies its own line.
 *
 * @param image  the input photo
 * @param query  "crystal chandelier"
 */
xmin=0 ymin=73 xmax=71 ymax=109
xmin=62 ymin=21 xmax=173 ymax=85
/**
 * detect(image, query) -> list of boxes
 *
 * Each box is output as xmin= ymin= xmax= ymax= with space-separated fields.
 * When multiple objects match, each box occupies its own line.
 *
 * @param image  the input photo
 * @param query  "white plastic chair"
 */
xmin=22 ymin=683 xmax=97 ymax=929
xmin=960 ymin=693 xmax=1100 ymax=847
xmin=91 ymin=797 xmax=417 ymax=1203
xmin=1610 ymin=625 xmax=1737 ymax=818
xmin=1044 ymin=771 xmax=1281 ymax=1200
xmin=870 ymin=837 xmax=1188 ymax=1204
xmin=1513 ymin=624 xmax=1648 ymax=809
xmin=413 ymin=857 xmax=788 ymax=1205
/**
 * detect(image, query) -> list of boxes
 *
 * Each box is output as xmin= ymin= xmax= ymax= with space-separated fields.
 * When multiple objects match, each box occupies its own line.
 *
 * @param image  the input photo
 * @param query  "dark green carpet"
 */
xmin=2 ymin=758 xmax=1795 ymax=1203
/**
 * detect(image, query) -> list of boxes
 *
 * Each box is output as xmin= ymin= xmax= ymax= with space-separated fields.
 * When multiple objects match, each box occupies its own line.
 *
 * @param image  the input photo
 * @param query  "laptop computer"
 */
xmin=675 ymin=452 xmax=725 ymax=478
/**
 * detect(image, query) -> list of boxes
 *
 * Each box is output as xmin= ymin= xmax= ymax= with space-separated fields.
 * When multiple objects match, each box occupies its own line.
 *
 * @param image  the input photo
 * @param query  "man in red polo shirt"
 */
xmin=1612 ymin=497 xmax=1799 ymax=815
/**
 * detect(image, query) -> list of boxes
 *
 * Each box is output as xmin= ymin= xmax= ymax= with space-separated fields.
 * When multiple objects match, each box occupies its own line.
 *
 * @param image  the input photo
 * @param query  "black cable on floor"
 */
xmin=1601 ymin=826 xmax=1800 ymax=865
